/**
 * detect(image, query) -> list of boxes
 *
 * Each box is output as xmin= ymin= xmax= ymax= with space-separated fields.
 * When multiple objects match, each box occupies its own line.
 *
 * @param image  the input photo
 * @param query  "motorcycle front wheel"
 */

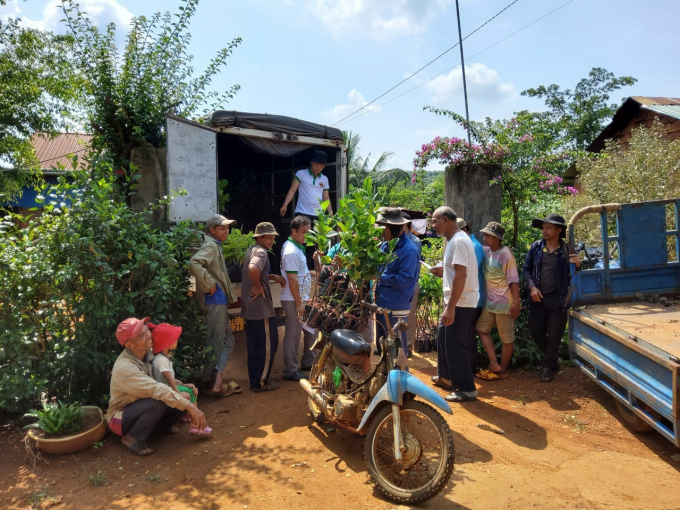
xmin=364 ymin=400 xmax=454 ymax=504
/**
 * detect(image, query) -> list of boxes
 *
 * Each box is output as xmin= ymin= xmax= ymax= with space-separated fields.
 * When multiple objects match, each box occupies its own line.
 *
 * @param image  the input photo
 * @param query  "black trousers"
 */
xmin=245 ymin=317 xmax=279 ymax=390
xmin=437 ymin=307 xmax=478 ymax=393
xmin=528 ymin=292 xmax=568 ymax=370
xmin=121 ymin=398 xmax=186 ymax=444
xmin=467 ymin=307 xmax=483 ymax=374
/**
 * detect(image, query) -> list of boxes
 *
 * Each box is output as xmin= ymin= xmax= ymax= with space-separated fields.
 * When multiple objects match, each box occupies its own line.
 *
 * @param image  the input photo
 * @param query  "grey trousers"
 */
xmin=281 ymin=300 xmax=316 ymax=377
xmin=407 ymin=281 xmax=421 ymax=348
xmin=202 ymin=304 xmax=235 ymax=384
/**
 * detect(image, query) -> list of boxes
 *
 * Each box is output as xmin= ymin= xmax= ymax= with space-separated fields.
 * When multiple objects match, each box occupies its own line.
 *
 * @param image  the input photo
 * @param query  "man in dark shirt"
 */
xmin=523 ymin=214 xmax=581 ymax=383
xmin=241 ymin=223 xmax=286 ymax=392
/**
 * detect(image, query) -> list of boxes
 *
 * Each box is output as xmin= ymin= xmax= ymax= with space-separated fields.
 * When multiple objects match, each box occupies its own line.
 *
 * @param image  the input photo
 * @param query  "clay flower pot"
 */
xmin=27 ymin=406 xmax=107 ymax=455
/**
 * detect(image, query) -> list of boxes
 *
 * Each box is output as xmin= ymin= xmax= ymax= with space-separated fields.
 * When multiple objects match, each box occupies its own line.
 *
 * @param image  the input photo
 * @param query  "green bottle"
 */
xmin=333 ymin=366 xmax=343 ymax=388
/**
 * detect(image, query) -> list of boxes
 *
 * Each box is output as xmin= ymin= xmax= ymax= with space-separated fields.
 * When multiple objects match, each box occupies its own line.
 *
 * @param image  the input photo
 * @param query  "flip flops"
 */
xmin=444 ymin=390 xmax=478 ymax=402
xmin=127 ymin=440 xmax=154 ymax=456
xmin=476 ymin=369 xmax=509 ymax=381
xmin=189 ymin=425 xmax=213 ymax=435
xmin=540 ymin=367 xmax=554 ymax=383
xmin=226 ymin=381 xmax=242 ymax=394
xmin=203 ymin=386 xmax=234 ymax=397
xmin=430 ymin=375 xmax=453 ymax=390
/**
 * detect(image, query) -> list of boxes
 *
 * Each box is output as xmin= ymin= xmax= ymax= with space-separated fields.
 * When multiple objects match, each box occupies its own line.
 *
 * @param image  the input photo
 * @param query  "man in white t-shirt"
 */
xmin=430 ymin=206 xmax=480 ymax=402
xmin=280 ymin=215 xmax=316 ymax=382
xmin=279 ymin=150 xmax=333 ymax=269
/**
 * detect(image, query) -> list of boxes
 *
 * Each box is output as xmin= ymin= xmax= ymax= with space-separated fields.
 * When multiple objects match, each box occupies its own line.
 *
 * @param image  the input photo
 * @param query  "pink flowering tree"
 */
xmin=414 ymin=107 xmax=578 ymax=248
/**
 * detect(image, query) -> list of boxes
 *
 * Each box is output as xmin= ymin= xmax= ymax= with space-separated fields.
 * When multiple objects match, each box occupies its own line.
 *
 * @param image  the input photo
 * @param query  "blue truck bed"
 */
xmin=568 ymin=199 xmax=680 ymax=445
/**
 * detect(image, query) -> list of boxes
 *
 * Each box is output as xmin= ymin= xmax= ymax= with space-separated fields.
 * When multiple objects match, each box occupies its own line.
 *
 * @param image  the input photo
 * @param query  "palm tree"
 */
xmin=343 ymin=130 xmax=403 ymax=188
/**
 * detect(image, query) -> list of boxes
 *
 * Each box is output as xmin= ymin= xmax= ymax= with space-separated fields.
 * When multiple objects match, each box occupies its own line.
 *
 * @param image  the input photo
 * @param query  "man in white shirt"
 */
xmin=430 ymin=206 xmax=480 ymax=402
xmin=279 ymin=150 xmax=333 ymax=269
xmin=280 ymin=216 xmax=316 ymax=381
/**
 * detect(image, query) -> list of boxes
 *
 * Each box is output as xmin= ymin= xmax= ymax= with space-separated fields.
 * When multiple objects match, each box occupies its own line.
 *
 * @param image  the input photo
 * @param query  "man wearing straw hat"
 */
xmin=241 ymin=222 xmax=286 ymax=393
xmin=189 ymin=214 xmax=239 ymax=397
xmin=374 ymin=207 xmax=420 ymax=358
xmin=523 ymin=213 xmax=581 ymax=383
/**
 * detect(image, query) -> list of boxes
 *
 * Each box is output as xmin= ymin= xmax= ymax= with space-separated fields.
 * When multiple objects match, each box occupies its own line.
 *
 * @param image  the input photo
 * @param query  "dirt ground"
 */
xmin=2 ymin=326 xmax=680 ymax=510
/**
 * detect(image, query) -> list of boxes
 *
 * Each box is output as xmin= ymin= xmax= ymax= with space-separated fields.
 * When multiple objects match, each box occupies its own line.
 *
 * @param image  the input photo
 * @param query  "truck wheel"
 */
xmin=614 ymin=399 xmax=653 ymax=433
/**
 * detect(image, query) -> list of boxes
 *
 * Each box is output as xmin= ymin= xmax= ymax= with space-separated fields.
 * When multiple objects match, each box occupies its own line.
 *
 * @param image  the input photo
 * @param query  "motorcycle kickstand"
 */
xmin=391 ymin=404 xmax=405 ymax=461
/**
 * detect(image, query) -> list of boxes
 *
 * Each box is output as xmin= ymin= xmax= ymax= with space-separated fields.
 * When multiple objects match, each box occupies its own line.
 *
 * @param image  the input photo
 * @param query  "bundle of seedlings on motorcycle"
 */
xmin=304 ymin=177 xmax=397 ymax=332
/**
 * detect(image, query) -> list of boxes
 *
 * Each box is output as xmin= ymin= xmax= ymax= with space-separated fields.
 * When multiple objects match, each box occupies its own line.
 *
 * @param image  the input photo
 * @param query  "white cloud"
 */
xmin=302 ymin=0 xmax=451 ymax=38
xmin=2 ymin=0 xmax=133 ymax=34
xmin=426 ymin=63 xmax=517 ymax=104
xmin=320 ymin=89 xmax=381 ymax=124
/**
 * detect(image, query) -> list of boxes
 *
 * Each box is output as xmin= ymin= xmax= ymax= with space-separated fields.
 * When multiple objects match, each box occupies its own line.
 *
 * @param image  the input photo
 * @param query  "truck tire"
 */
xmin=614 ymin=398 xmax=653 ymax=433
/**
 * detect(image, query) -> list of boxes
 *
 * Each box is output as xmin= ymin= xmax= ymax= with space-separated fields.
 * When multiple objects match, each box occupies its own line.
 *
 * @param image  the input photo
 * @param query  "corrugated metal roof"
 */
xmin=30 ymin=132 xmax=93 ymax=171
xmin=642 ymin=104 xmax=680 ymax=121
xmin=631 ymin=96 xmax=680 ymax=107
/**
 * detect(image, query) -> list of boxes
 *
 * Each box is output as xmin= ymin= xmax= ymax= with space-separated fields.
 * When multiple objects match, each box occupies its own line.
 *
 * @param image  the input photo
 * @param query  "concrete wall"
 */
xmin=130 ymin=145 xmax=167 ymax=223
xmin=445 ymin=163 xmax=502 ymax=242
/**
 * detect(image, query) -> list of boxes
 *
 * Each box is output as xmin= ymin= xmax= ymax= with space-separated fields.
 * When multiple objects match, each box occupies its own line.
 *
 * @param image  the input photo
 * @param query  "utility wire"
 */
xmin=331 ymin=0 xmax=520 ymax=127
xmin=335 ymin=0 xmax=575 ymax=128
xmin=0 ymin=147 xmax=89 ymax=173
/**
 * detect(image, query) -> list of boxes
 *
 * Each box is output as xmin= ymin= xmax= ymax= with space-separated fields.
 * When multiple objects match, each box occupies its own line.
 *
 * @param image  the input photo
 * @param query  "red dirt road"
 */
xmin=2 ymin=327 xmax=680 ymax=510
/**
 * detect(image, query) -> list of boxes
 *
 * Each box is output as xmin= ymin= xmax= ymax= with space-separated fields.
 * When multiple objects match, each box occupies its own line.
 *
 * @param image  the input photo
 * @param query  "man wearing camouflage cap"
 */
xmin=189 ymin=214 xmax=239 ymax=397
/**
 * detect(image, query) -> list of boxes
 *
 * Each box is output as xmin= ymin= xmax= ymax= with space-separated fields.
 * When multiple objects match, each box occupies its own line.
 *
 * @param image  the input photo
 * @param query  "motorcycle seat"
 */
xmin=330 ymin=329 xmax=371 ymax=356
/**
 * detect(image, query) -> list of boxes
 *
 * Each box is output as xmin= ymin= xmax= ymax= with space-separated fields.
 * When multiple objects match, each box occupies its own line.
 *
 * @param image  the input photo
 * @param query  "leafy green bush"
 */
xmin=222 ymin=227 xmax=255 ymax=266
xmin=0 ymin=155 xmax=207 ymax=414
xmin=23 ymin=401 xmax=82 ymax=436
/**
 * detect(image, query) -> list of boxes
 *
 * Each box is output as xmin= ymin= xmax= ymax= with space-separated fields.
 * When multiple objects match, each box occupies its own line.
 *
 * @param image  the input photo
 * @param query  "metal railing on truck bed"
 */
xmin=567 ymin=199 xmax=680 ymax=445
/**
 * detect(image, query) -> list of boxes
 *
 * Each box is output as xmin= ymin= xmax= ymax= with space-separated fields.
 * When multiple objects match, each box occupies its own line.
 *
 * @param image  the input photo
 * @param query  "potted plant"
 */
xmin=24 ymin=401 xmax=107 ymax=455
xmin=222 ymin=226 xmax=255 ymax=283
xmin=303 ymin=178 xmax=397 ymax=332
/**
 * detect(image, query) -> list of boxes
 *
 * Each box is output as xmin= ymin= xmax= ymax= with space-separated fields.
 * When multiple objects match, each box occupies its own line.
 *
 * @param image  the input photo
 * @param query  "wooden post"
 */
xmin=445 ymin=163 xmax=502 ymax=242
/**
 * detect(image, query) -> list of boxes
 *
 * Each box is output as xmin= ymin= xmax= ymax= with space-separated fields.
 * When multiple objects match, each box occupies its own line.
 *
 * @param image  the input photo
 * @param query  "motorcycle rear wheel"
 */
xmin=364 ymin=400 xmax=454 ymax=504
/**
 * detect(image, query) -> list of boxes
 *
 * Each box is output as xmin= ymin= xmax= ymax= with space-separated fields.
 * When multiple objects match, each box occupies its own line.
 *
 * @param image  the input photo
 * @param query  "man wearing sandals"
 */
xmin=523 ymin=214 xmax=581 ymax=383
xmin=429 ymin=207 xmax=480 ymax=402
xmin=189 ymin=214 xmax=239 ymax=397
xmin=475 ymin=222 xmax=520 ymax=381
xmin=241 ymin=222 xmax=286 ymax=392
xmin=106 ymin=317 xmax=206 ymax=456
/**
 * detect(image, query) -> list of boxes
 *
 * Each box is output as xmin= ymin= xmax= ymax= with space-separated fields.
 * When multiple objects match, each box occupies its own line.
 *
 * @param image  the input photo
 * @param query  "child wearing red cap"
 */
xmin=150 ymin=323 xmax=211 ymax=435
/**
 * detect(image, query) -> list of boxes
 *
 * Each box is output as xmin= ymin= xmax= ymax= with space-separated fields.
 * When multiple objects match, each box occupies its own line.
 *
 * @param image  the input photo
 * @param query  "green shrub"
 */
xmin=23 ymin=401 xmax=83 ymax=436
xmin=0 ymin=154 xmax=207 ymax=414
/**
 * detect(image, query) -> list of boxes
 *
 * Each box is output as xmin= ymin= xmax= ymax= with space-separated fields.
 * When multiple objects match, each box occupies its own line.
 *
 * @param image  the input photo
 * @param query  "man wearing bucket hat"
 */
xmin=241 ymin=222 xmax=286 ymax=392
xmin=106 ymin=317 xmax=206 ymax=456
xmin=523 ymin=213 xmax=581 ymax=383
xmin=374 ymin=207 xmax=420 ymax=358
xmin=279 ymin=150 xmax=333 ymax=269
xmin=189 ymin=214 xmax=239 ymax=397
xmin=475 ymin=222 xmax=520 ymax=381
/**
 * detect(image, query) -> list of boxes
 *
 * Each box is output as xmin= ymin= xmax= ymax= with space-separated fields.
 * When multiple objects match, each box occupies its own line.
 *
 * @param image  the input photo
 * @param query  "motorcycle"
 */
xmin=299 ymin=301 xmax=455 ymax=504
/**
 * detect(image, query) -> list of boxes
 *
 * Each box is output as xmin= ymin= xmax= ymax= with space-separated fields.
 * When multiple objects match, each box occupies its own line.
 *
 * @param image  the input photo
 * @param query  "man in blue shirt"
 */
xmin=402 ymin=212 xmax=423 ymax=355
xmin=374 ymin=208 xmax=420 ymax=357
xmin=458 ymin=218 xmax=485 ymax=374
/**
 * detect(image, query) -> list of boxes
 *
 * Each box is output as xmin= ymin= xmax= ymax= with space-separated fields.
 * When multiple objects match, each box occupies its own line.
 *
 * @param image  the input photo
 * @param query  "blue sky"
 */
xmin=3 ymin=0 xmax=680 ymax=171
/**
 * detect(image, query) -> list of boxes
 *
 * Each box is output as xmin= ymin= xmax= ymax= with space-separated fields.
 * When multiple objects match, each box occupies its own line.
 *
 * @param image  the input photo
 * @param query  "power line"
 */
xmin=331 ymin=0 xmax=520 ymax=127
xmin=0 ymin=147 xmax=89 ymax=173
xmin=335 ymin=0 xmax=575 ymax=128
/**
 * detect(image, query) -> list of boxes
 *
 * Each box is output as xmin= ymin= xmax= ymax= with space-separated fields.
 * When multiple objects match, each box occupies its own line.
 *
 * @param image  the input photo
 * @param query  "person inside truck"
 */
xmin=523 ymin=213 xmax=581 ymax=383
xmin=279 ymin=150 xmax=333 ymax=269
xmin=188 ymin=214 xmax=240 ymax=397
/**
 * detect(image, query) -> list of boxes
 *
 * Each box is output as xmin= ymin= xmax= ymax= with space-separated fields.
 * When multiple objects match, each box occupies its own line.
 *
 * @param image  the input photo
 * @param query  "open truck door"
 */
xmin=166 ymin=117 xmax=219 ymax=223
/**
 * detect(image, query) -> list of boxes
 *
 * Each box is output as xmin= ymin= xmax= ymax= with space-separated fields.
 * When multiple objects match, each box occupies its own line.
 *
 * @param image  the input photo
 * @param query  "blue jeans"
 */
xmin=203 ymin=304 xmax=235 ymax=384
